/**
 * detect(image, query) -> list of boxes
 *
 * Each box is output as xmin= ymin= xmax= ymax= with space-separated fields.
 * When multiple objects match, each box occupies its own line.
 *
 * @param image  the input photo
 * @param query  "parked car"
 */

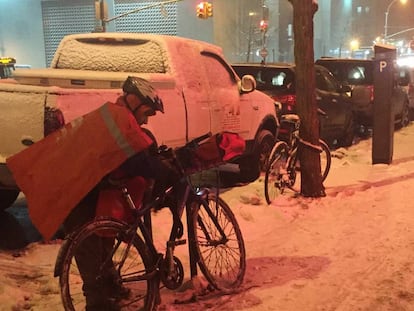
xmin=231 ymin=62 xmax=355 ymax=147
xmin=315 ymin=57 xmax=410 ymax=131
xmin=398 ymin=66 xmax=414 ymax=117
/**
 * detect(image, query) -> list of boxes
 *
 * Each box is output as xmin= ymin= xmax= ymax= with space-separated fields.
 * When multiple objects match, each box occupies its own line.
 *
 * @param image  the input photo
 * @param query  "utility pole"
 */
xmin=259 ymin=2 xmax=269 ymax=63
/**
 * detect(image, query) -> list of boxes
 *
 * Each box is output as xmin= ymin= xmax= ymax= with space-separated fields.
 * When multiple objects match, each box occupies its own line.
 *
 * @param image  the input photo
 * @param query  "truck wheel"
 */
xmin=256 ymin=129 xmax=275 ymax=172
xmin=0 ymin=189 xmax=20 ymax=211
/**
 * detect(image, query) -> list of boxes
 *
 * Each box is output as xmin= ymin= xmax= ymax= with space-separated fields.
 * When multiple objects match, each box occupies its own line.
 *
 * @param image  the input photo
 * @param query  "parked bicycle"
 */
xmin=54 ymin=133 xmax=246 ymax=311
xmin=264 ymin=114 xmax=331 ymax=204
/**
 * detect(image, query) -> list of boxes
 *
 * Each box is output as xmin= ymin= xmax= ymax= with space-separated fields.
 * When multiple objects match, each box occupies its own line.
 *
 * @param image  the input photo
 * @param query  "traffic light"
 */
xmin=206 ymin=2 xmax=213 ymax=17
xmin=197 ymin=2 xmax=213 ymax=19
xmin=196 ymin=2 xmax=207 ymax=19
xmin=259 ymin=19 xmax=268 ymax=32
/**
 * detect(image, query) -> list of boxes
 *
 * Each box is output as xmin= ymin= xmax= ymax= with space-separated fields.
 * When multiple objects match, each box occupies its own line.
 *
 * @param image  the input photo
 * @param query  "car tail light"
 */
xmin=44 ymin=107 xmax=65 ymax=136
xmin=367 ymin=85 xmax=374 ymax=102
xmin=272 ymin=94 xmax=297 ymax=112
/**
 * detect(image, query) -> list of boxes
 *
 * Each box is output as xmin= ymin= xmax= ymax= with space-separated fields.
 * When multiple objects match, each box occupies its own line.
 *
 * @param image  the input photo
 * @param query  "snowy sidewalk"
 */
xmin=2 ymin=124 xmax=414 ymax=310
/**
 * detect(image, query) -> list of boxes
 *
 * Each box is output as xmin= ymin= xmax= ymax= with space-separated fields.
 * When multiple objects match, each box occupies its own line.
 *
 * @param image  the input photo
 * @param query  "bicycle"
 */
xmin=54 ymin=133 xmax=246 ymax=311
xmin=264 ymin=114 xmax=331 ymax=204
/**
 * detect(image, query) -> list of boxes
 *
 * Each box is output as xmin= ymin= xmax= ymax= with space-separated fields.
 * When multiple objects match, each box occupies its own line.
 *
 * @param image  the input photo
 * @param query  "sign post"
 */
xmin=259 ymin=48 xmax=268 ymax=59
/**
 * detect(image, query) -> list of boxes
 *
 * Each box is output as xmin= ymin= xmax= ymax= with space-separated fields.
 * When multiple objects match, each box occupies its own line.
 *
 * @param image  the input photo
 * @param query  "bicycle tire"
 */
xmin=319 ymin=139 xmax=331 ymax=182
xmin=59 ymin=218 xmax=158 ymax=311
xmin=288 ymin=139 xmax=331 ymax=192
xmin=191 ymin=193 xmax=246 ymax=292
xmin=264 ymin=141 xmax=289 ymax=204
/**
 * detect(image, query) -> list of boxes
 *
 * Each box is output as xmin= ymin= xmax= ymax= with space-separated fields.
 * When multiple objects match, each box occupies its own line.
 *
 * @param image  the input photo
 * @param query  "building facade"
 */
xmin=1 ymin=0 xmax=412 ymax=68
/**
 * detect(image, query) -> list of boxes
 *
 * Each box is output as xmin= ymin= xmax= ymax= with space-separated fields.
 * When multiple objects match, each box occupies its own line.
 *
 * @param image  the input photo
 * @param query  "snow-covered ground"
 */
xmin=2 ymin=124 xmax=414 ymax=311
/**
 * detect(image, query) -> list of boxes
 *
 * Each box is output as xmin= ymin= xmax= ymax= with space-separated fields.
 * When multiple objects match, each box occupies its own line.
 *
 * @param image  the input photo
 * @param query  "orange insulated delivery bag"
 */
xmin=6 ymin=102 xmax=152 ymax=240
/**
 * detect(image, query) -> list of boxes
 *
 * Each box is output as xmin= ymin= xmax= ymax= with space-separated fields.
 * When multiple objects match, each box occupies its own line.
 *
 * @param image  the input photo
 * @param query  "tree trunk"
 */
xmin=288 ymin=0 xmax=325 ymax=197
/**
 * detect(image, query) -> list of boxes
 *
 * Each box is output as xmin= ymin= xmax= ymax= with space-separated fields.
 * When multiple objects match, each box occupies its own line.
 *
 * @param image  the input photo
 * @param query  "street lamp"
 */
xmin=384 ymin=0 xmax=408 ymax=41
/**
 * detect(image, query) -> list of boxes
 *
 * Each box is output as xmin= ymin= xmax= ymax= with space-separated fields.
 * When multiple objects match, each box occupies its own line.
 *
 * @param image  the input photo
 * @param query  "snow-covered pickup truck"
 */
xmin=0 ymin=32 xmax=279 ymax=210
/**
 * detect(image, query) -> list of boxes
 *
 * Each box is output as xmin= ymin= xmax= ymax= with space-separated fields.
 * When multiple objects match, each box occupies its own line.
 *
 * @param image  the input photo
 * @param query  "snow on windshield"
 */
xmin=54 ymin=38 xmax=167 ymax=73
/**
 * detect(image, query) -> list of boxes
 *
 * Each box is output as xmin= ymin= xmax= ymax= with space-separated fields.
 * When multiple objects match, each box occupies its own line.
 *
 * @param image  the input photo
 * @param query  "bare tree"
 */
xmin=288 ymin=0 xmax=325 ymax=197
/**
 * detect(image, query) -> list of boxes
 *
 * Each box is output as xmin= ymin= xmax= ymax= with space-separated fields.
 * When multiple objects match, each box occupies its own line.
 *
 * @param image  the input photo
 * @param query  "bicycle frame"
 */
xmin=265 ymin=113 xmax=332 ymax=204
xmin=279 ymin=115 xmax=301 ymax=189
xmin=107 ymin=177 xmax=226 ymax=287
xmin=55 ymin=132 xmax=246 ymax=310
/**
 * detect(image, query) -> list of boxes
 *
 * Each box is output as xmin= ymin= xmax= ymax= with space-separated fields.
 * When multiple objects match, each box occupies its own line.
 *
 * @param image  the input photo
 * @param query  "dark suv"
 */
xmin=315 ymin=58 xmax=410 ymax=130
xmin=398 ymin=66 xmax=414 ymax=117
xmin=231 ymin=63 xmax=355 ymax=147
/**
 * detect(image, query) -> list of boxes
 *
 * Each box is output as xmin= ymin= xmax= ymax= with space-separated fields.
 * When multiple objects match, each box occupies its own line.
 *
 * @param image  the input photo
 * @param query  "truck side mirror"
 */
xmin=240 ymin=75 xmax=256 ymax=93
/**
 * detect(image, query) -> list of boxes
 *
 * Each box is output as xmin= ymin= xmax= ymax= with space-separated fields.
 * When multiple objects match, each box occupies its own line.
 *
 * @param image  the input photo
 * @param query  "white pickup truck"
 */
xmin=0 ymin=32 xmax=279 ymax=210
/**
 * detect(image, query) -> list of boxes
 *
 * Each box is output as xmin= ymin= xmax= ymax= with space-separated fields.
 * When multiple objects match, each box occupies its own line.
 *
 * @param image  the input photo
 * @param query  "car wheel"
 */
xmin=0 ymin=189 xmax=20 ymax=211
xmin=339 ymin=114 xmax=355 ymax=147
xmin=256 ymin=129 xmax=276 ymax=172
xmin=398 ymin=101 xmax=410 ymax=128
xmin=409 ymin=108 xmax=414 ymax=121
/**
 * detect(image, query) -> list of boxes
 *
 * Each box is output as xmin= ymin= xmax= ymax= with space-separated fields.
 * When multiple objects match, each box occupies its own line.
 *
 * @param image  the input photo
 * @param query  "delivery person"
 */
xmin=63 ymin=76 xmax=164 ymax=311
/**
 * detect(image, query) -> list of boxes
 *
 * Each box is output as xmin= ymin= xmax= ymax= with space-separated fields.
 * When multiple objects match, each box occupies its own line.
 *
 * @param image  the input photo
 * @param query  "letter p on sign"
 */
xmin=380 ymin=61 xmax=387 ymax=72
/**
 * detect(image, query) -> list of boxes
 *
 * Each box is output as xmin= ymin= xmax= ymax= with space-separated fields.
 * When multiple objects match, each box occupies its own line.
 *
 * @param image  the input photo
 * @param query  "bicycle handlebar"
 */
xmin=185 ymin=132 xmax=212 ymax=149
xmin=158 ymin=132 xmax=212 ymax=154
xmin=156 ymin=132 xmax=214 ymax=179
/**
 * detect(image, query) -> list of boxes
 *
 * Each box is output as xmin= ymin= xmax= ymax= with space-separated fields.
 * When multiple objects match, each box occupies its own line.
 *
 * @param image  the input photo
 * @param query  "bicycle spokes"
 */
xmin=193 ymin=195 xmax=246 ymax=291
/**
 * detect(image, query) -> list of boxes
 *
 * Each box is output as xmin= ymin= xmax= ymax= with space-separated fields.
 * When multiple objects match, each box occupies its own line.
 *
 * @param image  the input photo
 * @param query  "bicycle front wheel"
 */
xmin=191 ymin=193 xmax=246 ymax=292
xmin=264 ymin=141 xmax=289 ymax=204
xmin=319 ymin=139 xmax=331 ymax=182
xmin=289 ymin=139 xmax=331 ymax=192
xmin=58 ymin=218 xmax=158 ymax=311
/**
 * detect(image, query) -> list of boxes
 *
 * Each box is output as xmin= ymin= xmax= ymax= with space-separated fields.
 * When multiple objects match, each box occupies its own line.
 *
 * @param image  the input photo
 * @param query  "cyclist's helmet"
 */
xmin=122 ymin=76 xmax=164 ymax=113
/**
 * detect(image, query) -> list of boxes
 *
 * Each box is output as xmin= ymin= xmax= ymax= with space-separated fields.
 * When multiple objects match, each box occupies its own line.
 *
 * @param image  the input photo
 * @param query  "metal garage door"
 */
xmin=41 ymin=0 xmax=96 ymax=66
xmin=41 ymin=0 xmax=178 ymax=66
xmin=114 ymin=0 xmax=177 ymax=34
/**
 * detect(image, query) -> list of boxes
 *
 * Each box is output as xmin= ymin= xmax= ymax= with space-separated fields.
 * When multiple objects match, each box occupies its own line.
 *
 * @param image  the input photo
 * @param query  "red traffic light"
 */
xmin=197 ymin=2 xmax=207 ymax=19
xmin=260 ymin=19 xmax=268 ymax=32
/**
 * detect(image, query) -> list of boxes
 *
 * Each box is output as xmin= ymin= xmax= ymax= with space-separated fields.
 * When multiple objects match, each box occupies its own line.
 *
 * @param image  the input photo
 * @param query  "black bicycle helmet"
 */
xmin=122 ymin=76 xmax=164 ymax=113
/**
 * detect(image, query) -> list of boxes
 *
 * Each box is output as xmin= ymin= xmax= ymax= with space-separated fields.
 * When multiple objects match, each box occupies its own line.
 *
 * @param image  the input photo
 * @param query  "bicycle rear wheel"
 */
xmin=191 ymin=193 xmax=246 ymax=292
xmin=58 ymin=218 xmax=158 ymax=311
xmin=264 ymin=141 xmax=289 ymax=204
